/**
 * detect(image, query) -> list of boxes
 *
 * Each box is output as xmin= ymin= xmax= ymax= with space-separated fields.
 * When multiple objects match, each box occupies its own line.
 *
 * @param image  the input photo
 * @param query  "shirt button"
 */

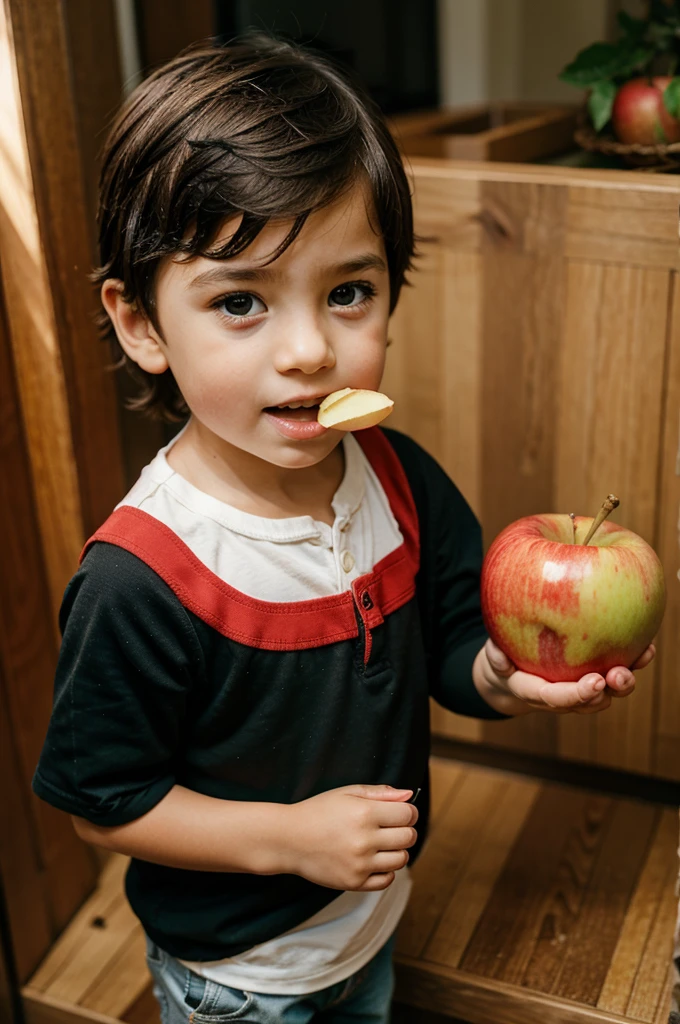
xmin=361 ymin=591 xmax=374 ymax=610
xmin=341 ymin=550 xmax=355 ymax=573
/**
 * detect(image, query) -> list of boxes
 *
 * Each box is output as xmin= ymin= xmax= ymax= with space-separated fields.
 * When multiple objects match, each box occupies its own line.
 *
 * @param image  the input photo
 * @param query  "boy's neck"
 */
xmin=166 ymin=418 xmax=345 ymax=526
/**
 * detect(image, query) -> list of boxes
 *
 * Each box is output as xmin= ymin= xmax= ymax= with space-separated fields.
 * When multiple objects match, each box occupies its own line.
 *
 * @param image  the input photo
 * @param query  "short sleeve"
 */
xmin=383 ymin=429 xmax=508 ymax=720
xmin=32 ymin=542 xmax=206 ymax=826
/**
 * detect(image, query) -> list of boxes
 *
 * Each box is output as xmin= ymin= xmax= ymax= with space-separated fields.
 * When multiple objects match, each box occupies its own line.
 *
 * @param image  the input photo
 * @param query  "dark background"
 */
xmin=136 ymin=0 xmax=439 ymax=114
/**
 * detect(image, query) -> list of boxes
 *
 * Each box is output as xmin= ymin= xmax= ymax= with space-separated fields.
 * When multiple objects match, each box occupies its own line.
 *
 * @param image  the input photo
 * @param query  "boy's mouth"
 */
xmin=264 ymin=399 xmax=323 ymax=421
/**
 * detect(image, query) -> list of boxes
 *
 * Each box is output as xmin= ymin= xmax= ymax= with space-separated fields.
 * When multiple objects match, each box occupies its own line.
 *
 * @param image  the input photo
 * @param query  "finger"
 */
xmin=343 ymin=785 xmax=413 ymax=802
xmin=374 ymin=802 xmax=418 ymax=828
xmin=573 ymin=692 xmax=612 ymax=714
xmin=510 ymin=670 xmax=605 ymax=708
xmin=375 ymin=826 xmax=418 ymax=851
xmin=604 ymin=665 xmax=634 ymax=690
xmin=370 ymin=850 xmax=410 ymax=874
xmin=541 ymin=673 xmax=607 ymax=708
xmin=603 ymin=669 xmax=636 ymax=699
xmin=356 ymin=872 xmax=395 ymax=892
xmin=631 ymin=644 xmax=655 ymax=670
xmin=484 ymin=638 xmax=515 ymax=677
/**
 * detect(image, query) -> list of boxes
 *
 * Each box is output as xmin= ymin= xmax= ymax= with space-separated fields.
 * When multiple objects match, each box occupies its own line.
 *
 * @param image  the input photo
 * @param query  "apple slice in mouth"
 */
xmin=317 ymin=389 xmax=394 ymax=431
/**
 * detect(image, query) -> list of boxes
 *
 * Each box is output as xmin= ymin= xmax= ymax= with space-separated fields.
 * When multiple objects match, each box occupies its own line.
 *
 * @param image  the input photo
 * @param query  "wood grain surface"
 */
xmin=384 ymin=158 xmax=680 ymax=780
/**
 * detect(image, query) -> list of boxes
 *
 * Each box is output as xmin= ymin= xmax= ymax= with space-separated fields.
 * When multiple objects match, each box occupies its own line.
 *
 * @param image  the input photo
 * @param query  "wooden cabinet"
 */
xmin=384 ymin=158 xmax=680 ymax=779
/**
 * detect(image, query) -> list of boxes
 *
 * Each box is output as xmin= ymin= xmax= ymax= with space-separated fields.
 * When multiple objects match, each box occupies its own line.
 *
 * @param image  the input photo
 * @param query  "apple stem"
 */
xmin=568 ymin=512 xmax=576 ymax=543
xmin=582 ymin=494 xmax=620 ymax=545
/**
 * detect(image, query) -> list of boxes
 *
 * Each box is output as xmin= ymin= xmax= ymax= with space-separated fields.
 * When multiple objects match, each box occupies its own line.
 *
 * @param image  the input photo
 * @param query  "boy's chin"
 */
xmin=262 ymin=434 xmax=343 ymax=469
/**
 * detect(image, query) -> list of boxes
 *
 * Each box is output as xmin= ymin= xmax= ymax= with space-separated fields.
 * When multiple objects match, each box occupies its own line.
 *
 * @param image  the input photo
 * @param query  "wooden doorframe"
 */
xmin=0 ymin=0 xmax=128 ymax=991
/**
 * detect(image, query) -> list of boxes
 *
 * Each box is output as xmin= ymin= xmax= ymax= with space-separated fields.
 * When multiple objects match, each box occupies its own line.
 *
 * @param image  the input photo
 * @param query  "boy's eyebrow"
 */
xmin=187 ymin=253 xmax=388 ymax=289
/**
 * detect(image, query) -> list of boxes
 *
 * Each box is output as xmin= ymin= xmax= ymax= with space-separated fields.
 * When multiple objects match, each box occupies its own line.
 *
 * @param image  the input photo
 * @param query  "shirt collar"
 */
xmin=150 ymin=432 xmax=365 ymax=544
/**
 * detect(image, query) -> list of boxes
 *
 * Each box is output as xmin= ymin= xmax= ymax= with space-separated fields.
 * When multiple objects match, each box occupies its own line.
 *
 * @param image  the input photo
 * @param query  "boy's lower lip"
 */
xmin=264 ymin=409 xmax=329 ymax=440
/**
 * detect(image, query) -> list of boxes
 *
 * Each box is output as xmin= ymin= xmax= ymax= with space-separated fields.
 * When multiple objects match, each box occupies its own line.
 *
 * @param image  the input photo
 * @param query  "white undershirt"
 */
xmin=118 ymin=426 xmax=412 ymax=993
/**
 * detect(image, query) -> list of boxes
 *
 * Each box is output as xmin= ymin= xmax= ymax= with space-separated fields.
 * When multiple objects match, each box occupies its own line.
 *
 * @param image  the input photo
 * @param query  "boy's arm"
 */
xmin=72 ymin=781 xmax=419 ymax=893
xmin=72 ymin=785 xmax=292 ymax=875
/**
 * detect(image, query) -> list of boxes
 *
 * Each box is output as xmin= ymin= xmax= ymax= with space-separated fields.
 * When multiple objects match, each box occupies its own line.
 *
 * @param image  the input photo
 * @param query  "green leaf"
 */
xmin=588 ymin=79 xmax=617 ymax=132
xmin=663 ymin=76 xmax=680 ymax=117
xmin=559 ymin=42 xmax=652 ymax=88
xmin=612 ymin=44 xmax=655 ymax=78
xmin=559 ymin=43 xmax=621 ymax=87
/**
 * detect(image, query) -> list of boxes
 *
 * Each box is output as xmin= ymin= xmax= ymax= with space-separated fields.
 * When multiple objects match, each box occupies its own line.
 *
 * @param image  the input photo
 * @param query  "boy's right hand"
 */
xmin=285 ymin=785 xmax=419 ymax=892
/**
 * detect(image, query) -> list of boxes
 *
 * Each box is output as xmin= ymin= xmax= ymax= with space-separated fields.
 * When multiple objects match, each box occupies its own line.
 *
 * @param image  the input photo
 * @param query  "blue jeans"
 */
xmin=145 ymin=933 xmax=396 ymax=1024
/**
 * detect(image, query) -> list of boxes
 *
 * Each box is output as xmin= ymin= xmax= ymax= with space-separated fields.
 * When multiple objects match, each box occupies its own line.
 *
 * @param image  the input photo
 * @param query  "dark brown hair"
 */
xmin=94 ymin=33 xmax=415 ymax=421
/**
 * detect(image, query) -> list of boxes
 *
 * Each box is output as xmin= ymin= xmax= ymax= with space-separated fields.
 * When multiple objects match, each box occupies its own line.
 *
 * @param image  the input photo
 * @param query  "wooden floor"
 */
xmin=22 ymin=758 xmax=678 ymax=1024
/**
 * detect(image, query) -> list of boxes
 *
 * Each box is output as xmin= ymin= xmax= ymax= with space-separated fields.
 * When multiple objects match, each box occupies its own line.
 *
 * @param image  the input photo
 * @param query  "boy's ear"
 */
xmin=100 ymin=279 xmax=169 ymax=375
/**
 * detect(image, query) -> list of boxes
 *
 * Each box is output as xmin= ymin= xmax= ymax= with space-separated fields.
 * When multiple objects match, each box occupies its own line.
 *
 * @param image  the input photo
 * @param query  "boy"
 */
xmin=33 ymin=34 xmax=651 ymax=1024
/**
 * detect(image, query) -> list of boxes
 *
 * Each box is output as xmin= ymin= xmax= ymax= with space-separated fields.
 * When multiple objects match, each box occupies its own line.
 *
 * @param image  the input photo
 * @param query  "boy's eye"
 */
xmin=217 ymin=293 xmax=266 ymax=317
xmin=329 ymin=282 xmax=375 ymax=308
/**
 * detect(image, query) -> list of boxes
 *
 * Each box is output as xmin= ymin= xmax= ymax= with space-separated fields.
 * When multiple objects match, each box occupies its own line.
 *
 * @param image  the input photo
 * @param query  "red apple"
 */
xmin=611 ymin=76 xmax=680 ymax=145
xmin=480 ymin=514 xmax=665 ymax=682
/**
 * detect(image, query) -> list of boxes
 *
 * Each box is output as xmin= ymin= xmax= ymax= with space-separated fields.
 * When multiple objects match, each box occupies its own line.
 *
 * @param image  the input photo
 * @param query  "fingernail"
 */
xmin=595 ymin=678 xmax=606 ymax=690
xmin=616 ymin=672 xmax=626 ymax=687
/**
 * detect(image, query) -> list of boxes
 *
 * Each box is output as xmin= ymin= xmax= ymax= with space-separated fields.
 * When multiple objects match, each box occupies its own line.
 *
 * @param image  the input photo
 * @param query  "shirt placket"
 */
xmin=351 ymin=575 xmax=384 ymax=665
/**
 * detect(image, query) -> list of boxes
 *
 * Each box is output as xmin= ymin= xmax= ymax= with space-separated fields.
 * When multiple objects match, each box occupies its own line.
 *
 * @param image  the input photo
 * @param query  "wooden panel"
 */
xmin=395 ymin=760 xmax=676 ymax=1024
xmin=62 ymin=0 xmax=168 ymax=491
xmin=0 ymin=258 xmax=98 ymax=982
xmin=8 ymin=0 xmax=125 ymax=537
xmin=29 ymin=856 xmax=128 ymax=993
xmin=565 ymin=186 xmax=680 ymax=271
xmin=396 ymin=767 xmax=503 ymax=960
xmin=385 ymin=241 xmax=444 ymax=461
xmin=460 ymin=787 xmax=607 ymax=981
xmin=625 ymin=852 xmax=677 ymax=1021
xmin=478 ymin=177 xmax=567 ymax=543
xmin=23 ymin=991 xmax=122 ymax=1024
xmin=550 ymin=800 xmax=657 ymax=1004
xmin=0 ymin=0 xmax=84 ymax=619
xmin=598 ymin=808 xmax=678 ymax=1015
xmin=0 ymin=667 xmax=52 ymax=984
xmin=82 ymin=930 xmax=149 ymax=1018
xmin=394 ymin=958 xmax=653 ymax=1024
xmin=388 ymin=160 xmax=679 ymax=778
xmin=423 ymin=775 xmax=539 ymax=967
xmin=555 ymin=262 xmax=668 ymax=774
xmin=654 ymin=274 xmax=680 ymax=782
xmin=62 ymin=0 xmax=123 ymax=252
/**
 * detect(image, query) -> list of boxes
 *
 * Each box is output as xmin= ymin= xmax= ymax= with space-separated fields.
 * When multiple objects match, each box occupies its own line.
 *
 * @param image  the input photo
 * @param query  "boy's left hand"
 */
xmin=478 ymin=638 xmax=655 ymax=716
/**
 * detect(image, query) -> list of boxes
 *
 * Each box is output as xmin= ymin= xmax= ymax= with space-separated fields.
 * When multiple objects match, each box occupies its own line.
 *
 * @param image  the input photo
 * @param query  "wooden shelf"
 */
xmin=22 ymin=757 xmax=677 ymax=1024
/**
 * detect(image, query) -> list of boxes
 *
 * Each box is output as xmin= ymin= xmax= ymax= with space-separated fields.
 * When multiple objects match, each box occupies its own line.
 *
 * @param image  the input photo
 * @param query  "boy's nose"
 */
xmin=274 ymin=321 xmax=336 ymax=375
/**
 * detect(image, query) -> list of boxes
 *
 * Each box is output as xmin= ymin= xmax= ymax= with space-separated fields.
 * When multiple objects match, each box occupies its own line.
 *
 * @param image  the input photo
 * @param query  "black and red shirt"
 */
xmin=33 ymin=427 xmax=505 ymax=962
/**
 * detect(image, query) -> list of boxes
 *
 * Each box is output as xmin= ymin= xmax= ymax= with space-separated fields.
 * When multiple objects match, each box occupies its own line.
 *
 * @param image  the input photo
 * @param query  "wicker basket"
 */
xmin=574 ymin=112 xmax=680 ymax=170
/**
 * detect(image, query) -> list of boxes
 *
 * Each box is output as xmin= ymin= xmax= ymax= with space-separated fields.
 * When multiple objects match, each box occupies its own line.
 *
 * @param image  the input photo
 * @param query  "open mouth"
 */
xmin=264 ymin=399 xmax=323 ymax=421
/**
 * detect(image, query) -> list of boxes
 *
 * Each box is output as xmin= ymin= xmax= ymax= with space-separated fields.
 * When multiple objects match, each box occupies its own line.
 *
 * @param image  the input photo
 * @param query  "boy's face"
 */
xmin=128 ymin=181 xmax=390 ymax=471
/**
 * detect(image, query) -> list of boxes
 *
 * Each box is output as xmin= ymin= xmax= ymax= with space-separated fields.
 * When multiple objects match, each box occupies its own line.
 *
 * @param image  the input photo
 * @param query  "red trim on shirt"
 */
xmin=80 ymin=427 xmax=419 ymax=651
xmin=353 ymin=427 xmax=420 ymax=570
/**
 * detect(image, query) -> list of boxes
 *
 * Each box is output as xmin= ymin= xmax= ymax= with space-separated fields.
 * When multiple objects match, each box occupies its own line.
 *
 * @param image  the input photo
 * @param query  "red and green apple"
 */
xmin=480 ymin=511 xmax=665 ymax=682
xmin=611 ymin=76 xmax=680 ymax=146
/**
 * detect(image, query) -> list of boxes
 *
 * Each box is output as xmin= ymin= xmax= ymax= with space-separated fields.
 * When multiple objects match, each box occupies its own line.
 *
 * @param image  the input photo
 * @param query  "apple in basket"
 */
xmin=480 ymin=496 xmax=665 ymax=682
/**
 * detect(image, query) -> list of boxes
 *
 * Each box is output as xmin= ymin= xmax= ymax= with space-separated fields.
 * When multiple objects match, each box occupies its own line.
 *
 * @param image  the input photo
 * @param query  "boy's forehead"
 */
xmin=207 ymin=184 xmax=383 ymax=267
